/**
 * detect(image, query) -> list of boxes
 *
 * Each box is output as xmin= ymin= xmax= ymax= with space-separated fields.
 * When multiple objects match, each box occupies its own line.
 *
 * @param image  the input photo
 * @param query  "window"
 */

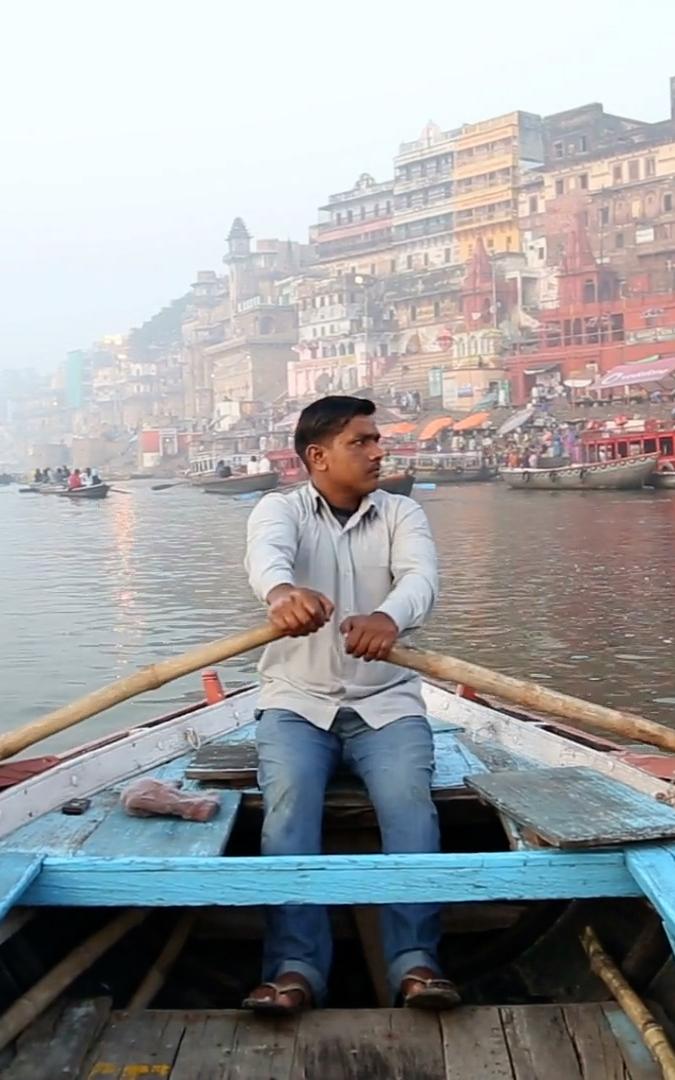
xmin=615 ymin=232 xmax=624 ymax=249
xmin=555 ymin=179 xmax=564 ymax=196
xmin=373 ymin=203 xmax=379 ymax=217
xmin=360 ymin=205 xmax=366 ymax=220
xmin=613 ymin=164 xmax=623 ymax=183
xmin=486 ymin=237 xmax=494 ymax=248
xmin=406 ymin=193 xmax=413 ymax=208
xmin=370 ymin=264 xmax=376 ymax=276
xmin=335 ymin=212 xmax=342 ymax=225
xmin=410 ymin=304 xmax=417 ymax=322
xmin=444 ymin=247 xmax=451 ymax=263
xmin=665 ymin=194 xmax=673 ymax=213
xmin=579 ymin=135 xmax=588 ymax=152
xmin=390 ymin=259 xmax=396 ymax=273
xmin=600 ymin=206 xmax=610 ymax=226
xmin=423 ymin=253 xmax=429 ymax=266
xmin=385 ymin=201 xmax=392 ymax=214
xmin=505 ymin=235 xmax=512 ymax=250
xmin=579 ymin=173 xmax=589 ymax=190
xmin=582 ymin=211 xmax=589 ymax=226
xmin=554 ymin=141 xmax=564 ymax=158
xmin=646 ymin=158 xmax=656 ymax=177
xmin=628 ymin=160 xmax=640 ymax=181
xmin=406 ymin=255 xmax=413 ymax=270
xmin=347 ymin=210 xmax=353 ymax=223
xmin=529 ymin=195 xmax=538 ymax=214
xmin=433 ymin=301 xmax=441 ymax=319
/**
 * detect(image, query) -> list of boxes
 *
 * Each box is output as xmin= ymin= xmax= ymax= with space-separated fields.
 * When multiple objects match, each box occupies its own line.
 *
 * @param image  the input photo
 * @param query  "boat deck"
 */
xmin=5 ymin=1002 xmax=661 ymax=1079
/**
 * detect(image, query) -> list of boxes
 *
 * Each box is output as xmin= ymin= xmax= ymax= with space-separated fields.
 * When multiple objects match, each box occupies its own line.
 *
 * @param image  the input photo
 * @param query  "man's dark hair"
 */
xmin=294 ymin=396 xmax=375 ymax=464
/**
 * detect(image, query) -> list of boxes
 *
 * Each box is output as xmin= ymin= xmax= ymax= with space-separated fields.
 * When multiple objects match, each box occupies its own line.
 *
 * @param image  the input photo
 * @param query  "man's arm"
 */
xmin=245 ymin=494 xmax=334 ymax=637
xmin=341 ymin=501 xmax=438 ymax=660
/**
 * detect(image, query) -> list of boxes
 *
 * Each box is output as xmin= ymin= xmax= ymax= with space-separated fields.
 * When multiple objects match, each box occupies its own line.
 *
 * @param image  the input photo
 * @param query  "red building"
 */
xmin=506 ymin=213 xmax=675 ymax=403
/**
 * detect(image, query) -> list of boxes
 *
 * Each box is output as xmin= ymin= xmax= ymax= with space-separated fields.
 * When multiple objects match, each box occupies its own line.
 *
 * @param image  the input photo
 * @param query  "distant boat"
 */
xmin=199 ymin=472 xmax=280 ymax=496
xmin=649 ymin=469 xmax=675 ymax=490
xmin=501 ymin=454 xmax=658 ymax=491
xmin=57 ymin=483 xmax=110 ymax=501
xmin=379 ymin=472 xmax=415 ymax=496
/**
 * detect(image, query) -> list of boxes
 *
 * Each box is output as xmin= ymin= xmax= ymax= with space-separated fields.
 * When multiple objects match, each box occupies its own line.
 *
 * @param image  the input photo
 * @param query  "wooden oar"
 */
xmin=4 ymin=626 xmax=675 ymax=761
xmin=151 ymin=480 xmax=189 ymax=491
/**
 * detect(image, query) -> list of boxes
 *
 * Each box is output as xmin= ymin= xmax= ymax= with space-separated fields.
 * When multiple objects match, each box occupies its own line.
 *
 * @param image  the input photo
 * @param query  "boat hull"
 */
xmin=57 ymin=483 xmax=110 ymax=500
xmin=501 ymin=454 xmax=658 ymax=491
xmin=199 ymin=472 xmax=280 ymax=496
xmin=650 ymin=470 xmax=675 ymax=489
xmin=379 ymin=472 xmax=415 ymax=496
xmin=417 ymin=466 xmax=497 ymax=484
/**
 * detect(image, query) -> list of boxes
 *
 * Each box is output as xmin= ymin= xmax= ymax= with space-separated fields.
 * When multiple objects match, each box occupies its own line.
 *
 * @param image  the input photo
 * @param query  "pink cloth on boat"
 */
xmin=120 ymin=778 xmax=220 ymax=822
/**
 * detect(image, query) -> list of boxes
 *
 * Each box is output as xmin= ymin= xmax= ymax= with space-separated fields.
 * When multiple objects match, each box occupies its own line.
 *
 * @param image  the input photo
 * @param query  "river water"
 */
xmin=1 ymin=481 xmax=674 ymax=751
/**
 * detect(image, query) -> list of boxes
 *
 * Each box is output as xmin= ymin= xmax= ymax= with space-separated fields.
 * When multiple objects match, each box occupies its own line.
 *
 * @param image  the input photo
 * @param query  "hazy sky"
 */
xmin=3 ymin=0 xmax=675 ymax=370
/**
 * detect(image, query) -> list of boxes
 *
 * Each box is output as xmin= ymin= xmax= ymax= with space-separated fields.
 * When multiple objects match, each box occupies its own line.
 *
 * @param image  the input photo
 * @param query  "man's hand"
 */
xmin=340 ymin=612 xmax=398 ymax=662
xmin=266 ymin=585 xmax=334 ymax=637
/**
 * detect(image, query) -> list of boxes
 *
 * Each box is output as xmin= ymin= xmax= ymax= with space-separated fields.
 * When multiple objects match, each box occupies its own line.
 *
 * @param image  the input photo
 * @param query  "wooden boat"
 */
xmin=501 ymin=454 xmax=658 ymax=491
xmin=57 ymin=483 xmax=110 ymax=500
xmin=0 ymin=665 xmax=674 ymax=1075
xmin=379 ymin=471 xmax=415 ymax=496
xmin=397 ymin=453 xmax=498 ymax=485
xmin=199 ymin=472 xmax=280 ymax=496
xmin=650 ymin=469 xmax=675 ymax=490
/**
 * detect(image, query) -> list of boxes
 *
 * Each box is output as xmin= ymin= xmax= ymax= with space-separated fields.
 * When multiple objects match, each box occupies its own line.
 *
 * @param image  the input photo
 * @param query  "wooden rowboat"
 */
xmin=379 ymin=471 xmax=415 ymax=496
xmin=198 ymin=471 xmax=280 ymax=496
xmin=0 ymin=668 xmax=673 ymax=1075
xmin=57 ymin=483 xmax=110 ymax=500
xmin=501 ymin=454 xmax=658 ymax=491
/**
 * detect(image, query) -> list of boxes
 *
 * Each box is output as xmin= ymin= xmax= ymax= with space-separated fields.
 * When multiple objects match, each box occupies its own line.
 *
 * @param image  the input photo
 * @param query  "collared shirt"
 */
xmin=245 ymin=482 xmax=438 ymax=729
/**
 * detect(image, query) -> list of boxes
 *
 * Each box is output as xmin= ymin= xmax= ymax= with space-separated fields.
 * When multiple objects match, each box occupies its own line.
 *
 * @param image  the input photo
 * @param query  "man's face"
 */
xmin=308 ymin=415 xmax=385 ymax=494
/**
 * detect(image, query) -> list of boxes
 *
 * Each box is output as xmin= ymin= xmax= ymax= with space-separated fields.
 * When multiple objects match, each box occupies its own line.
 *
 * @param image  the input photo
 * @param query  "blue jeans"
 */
xmin=256 ymin=707 xmax=442 ymax=1003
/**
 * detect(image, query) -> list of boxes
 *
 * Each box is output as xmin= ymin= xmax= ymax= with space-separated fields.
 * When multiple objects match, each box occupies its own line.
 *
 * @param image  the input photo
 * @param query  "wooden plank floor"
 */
xmin=72 ymin=1004 xmax=660 ymax=1079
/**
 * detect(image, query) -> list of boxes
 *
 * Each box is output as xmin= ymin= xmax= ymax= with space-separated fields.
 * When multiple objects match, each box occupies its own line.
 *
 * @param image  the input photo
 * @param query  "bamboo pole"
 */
xmin=6 ymin=626 xmax=675 ymax=762
xmin=128 ymin=911 xmax=195 ymax=1011
xmin=581 ymin=925 xmax=675 ymax=1078
xmin=388 ymin=643 xmax=675 ymax=753
xmin=0 ymin=909 xmax=147 ymax=1052
xmin=0 ymin=623 xmax=281 ymax=761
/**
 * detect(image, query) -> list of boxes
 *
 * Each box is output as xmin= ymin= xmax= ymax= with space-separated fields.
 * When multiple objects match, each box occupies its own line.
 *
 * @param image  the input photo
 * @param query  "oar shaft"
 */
xmin=0 ymin=624 xmax=281 ymax=760
xmin=390 ymin=644 xmax=675 ymax=752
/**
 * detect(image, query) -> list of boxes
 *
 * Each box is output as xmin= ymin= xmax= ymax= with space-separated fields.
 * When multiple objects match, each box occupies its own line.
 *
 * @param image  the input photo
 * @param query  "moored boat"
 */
xmin=394 ymin=453 xmax=497 ymax=484
xmin=501 ymin=453 xmax=658 ymax=491
xmin=379 ymin=471 xmax=415 ymax=496
xmin=199 ymin=471 xmax=280 ymax=496
xmin=57 ymin=483 xmax=110 ymax=500
xmin=0 ymin=656 xmax=673 ymax=1073
xmin=650 ymin=468 xmax=675 ymax=489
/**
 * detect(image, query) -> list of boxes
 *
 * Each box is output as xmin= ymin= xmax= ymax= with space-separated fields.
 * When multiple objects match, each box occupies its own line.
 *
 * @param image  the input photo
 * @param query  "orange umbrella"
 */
xmin=417 ymin=416 xmax=454 ymax=441
xmin=452 ymin=411 xmax=491 ymax=432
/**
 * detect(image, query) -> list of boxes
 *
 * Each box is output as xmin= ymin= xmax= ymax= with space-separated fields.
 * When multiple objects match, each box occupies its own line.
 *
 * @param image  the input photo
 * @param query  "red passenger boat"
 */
xmin=580 ymin=424 xmax=675 ymax=488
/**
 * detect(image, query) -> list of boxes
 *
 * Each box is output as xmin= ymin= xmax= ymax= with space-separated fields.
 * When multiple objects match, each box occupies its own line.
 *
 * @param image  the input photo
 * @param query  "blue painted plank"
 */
xmin=625 ymin=843 xmax=675 ymax=953
xmin=0 ymin=788 xmax=120 ymax=855
xmin=0 ymin=853 xmax=42 ymax=919
xmin=432 ymin=729 xmax=487 ymax=789
xmin=466 ymin=766 xmax=675 ymax=847
xmin=22 ymin=850 xmax=640 ymax=908
xmin=81 ymin=759 xmax=242 ymax=858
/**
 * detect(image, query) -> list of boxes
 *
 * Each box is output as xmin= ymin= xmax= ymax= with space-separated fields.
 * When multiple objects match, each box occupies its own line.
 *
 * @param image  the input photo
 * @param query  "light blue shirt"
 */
xmin=245 ymin=482 xmax=438 ymax=729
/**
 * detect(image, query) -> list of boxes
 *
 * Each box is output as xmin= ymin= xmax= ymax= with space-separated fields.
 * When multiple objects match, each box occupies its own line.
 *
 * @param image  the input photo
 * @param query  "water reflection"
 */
xmin=1 ymin=482 xmax=674 ymax=750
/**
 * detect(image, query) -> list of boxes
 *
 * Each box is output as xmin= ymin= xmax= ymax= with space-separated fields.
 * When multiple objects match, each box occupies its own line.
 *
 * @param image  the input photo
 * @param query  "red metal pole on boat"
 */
xmin=202 ymin=669 xmax=226 ymax=704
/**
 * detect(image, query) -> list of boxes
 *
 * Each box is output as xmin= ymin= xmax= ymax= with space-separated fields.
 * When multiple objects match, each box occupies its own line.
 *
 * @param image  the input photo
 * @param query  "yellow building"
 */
xmin=452 ymin=112 xmax=544 ymax=262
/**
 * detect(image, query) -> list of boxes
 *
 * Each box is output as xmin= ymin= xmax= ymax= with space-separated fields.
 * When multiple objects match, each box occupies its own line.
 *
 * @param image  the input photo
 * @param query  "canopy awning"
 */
xmin=591 ymin=356 xmax=675 ymax=390
xmin=379 ymin=420 xmax=417 ymax=438
xmin=523 ymin=363 xmax=561 ymax=375
xmin=417 ymin=416 xmax=454 ymax=441
xmin=453 ymin=411 xmax=491 ymax=432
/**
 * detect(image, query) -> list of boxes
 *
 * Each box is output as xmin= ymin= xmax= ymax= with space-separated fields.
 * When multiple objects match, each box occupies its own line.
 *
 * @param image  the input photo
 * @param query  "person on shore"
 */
xmin=243 ymin=395 xmax=458 ymax=1015
xmin=215 ymin=459 xmax=232 ymax=478
xmin=67 ymin=469 xmax=83 ymax=490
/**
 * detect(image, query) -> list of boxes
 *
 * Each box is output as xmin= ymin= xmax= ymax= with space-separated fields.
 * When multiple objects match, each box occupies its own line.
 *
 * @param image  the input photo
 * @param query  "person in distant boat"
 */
xmin=42 ymin=467 xmax=52 ymax=483
xmin=33 ymin=468 xmax=43 ymax=483
xmin=246 ymin=455 xmax=260 ymax=476
xmin=67 ymin=469 xmax=83 ymax=490
xmin=243 ymin=395 xmax=457 ymax=1016
xmin=258 ymin=454 xmax=271 ymax=474
xmin=215 ymin=460 xmax=232 ymax=478
xmin=91 ymin=470 xmax=102 ymax=485
xmin=81 ymin=467 xmax=94 ymax=487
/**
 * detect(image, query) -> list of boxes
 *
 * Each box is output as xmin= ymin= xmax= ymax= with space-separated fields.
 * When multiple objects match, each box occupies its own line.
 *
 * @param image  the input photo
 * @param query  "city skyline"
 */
xmin=4 ymin=0 xmax=675 ymax=370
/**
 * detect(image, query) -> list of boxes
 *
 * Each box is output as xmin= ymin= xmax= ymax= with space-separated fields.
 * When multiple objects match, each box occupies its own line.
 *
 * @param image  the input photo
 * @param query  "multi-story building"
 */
xmin=313 ymin=173 xmax=394 ymax=278
xmin=391 ymin=123 xmax=458 ymax=273
xmin=451 ymin=112 xmax=544 ymax=262
xmin=182 ymin=271 xmax=230 ymax=422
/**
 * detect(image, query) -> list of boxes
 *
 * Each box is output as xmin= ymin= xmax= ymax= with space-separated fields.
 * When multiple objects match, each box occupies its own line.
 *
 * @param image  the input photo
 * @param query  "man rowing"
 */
xmin=243 ymin=394 xmax=459 ymax=1014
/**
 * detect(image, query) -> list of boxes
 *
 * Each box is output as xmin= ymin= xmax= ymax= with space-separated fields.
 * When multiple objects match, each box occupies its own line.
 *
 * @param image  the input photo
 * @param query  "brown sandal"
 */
xmin=242 ymin=980 xmax=313 ymax=1016
xmin=401 ymin=976 xmax=461 ymax=1011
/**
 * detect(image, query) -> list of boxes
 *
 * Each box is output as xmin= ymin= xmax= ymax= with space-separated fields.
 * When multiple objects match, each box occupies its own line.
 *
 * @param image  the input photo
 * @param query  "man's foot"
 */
xmin=242 ymin=971 xmax=314 ymax=1016
xmin=400 ymin=966 xmax=461 ymax=1011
